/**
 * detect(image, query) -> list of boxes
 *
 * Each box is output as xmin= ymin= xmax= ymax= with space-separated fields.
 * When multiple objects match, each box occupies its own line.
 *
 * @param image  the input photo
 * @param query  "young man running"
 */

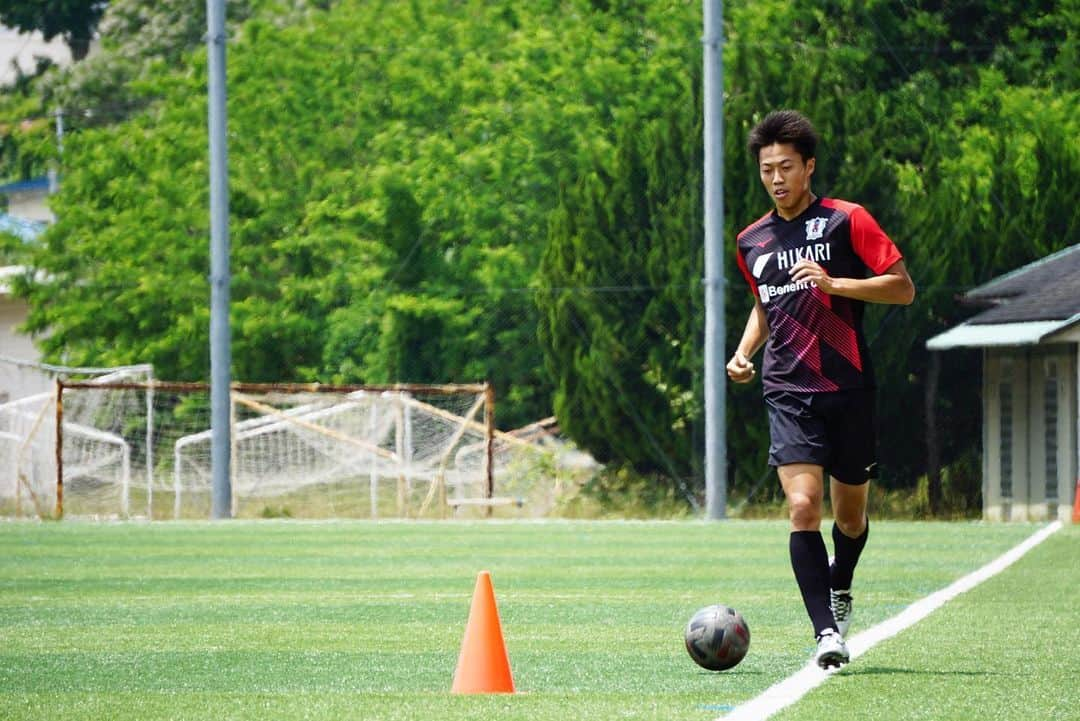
xmin=727 ymin=110 xmax=915 ymax=669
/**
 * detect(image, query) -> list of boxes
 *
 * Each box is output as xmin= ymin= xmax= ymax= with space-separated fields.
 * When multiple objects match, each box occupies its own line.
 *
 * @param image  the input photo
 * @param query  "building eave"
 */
xmin=0 ymin=176 xmax=50 ymax=195
xmin=926 ymin=315 xmax=1080 ymax=350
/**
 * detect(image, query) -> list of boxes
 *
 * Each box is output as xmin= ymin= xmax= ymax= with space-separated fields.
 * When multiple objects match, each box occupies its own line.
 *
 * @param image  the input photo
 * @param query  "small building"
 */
xmin=0 ymin=177 xmax=53 ymax=223
xmin=0 ymin=266 xmax=48 ymax=402
xmin=927 ymin=245 xmax=1079 ymax=522
xmin=0 ymin=213 xmax=48 ymax=403
xmin=0 ymin=25 xmax=76 ymax=401
xmin=0 ymin=265 xmax=53 ymax=402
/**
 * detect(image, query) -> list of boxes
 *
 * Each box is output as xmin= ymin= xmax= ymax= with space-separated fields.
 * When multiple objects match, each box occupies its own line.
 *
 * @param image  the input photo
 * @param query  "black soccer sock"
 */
xmin=830 ymin=520 xmax=869 ymax=591
xmin=789 ymin=531 xmax=837 ymax=638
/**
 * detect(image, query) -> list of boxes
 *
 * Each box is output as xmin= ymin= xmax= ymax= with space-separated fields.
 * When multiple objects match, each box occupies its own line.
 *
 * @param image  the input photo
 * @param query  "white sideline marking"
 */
xmin=719 ymin=521 xmax=1063 ymax=721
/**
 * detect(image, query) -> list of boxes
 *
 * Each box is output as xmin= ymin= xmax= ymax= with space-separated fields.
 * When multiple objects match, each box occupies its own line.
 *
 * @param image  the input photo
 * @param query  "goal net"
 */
xmin=52 ymin=381 xmax=568 ymax=519
xmin=0 ymin=357 xmax=153 ymax=519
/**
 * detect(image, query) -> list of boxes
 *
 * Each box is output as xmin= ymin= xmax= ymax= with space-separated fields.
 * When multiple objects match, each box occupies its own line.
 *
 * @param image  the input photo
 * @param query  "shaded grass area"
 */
xmin=773 ymin=523 xmax=1080 ymax=721
xmin=0 ymin=520 xmax=1045 ymax=720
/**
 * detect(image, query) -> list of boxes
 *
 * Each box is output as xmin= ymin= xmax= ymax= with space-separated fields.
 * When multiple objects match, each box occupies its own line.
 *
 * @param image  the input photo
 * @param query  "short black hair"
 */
xmin=747 ymin=110 xmax=819 ymax=162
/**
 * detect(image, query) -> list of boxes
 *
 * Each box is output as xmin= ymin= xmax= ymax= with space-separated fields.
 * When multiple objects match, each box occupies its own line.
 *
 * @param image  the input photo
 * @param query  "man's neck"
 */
xmin=776 ymin=192 xmax=816 ymax=221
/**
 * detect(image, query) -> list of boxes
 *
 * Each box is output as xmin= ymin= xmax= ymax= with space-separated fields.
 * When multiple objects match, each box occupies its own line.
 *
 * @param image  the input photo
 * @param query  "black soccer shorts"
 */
xmin=764 ymin=388 xmax=878 ymax=485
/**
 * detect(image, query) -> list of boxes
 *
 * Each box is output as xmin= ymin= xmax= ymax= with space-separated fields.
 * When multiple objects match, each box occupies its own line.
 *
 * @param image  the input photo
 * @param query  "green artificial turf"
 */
xmin=773 ymin=522 xmax=1080 ymax=721
xmin=0 ymin=520 xmax=1052 ymax=720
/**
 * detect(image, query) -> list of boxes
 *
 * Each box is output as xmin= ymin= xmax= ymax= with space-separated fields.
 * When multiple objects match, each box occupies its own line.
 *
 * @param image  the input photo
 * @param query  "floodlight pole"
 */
xmin=207 ymin=0 xmax=232 ymax=519
xmin=703 ymin=0 xmax=727 ymax=519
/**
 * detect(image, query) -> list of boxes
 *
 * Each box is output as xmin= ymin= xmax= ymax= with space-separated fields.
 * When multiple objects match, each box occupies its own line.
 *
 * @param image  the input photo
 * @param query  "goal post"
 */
xmin=34 ymin=376 xmax=585 ymax=521
xmin=0 ymin=358 xmax=153 ymax=520
xmin=55 ymin=380 xmax=506 ymax=519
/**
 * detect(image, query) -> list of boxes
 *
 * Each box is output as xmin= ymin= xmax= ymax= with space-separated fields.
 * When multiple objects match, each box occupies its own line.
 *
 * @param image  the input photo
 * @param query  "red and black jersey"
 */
xmin=735 ymin=197 xmax=903 ymax=393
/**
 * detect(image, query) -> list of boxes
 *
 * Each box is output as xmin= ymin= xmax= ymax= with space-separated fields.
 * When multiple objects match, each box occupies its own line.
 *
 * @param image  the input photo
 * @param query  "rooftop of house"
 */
xmin=962 ymin=244 xmax=1080 ymax=325
xmin=0 ymin=177 xmax=50 ymax=195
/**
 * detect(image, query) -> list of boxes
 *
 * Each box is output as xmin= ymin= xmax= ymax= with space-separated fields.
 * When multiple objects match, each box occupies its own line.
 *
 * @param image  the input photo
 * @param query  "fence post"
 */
xmin=484 ymin=384 xmax=495 ymax=517
xmin=55 ymin=379 xmax=64 ymax=520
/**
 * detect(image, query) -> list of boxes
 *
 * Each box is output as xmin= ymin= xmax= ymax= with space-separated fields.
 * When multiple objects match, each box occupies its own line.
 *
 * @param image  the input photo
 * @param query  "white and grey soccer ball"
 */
xmin=684 ymin=604 xmax=750 ymax=671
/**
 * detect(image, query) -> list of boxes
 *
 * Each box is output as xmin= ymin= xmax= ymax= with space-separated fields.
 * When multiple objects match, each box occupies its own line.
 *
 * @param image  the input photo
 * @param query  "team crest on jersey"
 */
xmin=805 ymin=217 xmax=827 ymax=241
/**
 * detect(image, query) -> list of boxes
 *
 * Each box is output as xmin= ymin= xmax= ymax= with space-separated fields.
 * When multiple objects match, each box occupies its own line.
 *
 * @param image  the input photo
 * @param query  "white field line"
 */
xmin=720 ymin=521 xmax=1063 ymax=721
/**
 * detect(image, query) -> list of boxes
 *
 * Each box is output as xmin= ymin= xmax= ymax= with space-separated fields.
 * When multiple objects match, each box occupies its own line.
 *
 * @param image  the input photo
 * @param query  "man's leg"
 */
xmin=828 ymin=478 xmax=868 ymax=637
xmin=829 ymin=478 xmax=869 ymax=591
xmin=779 ymin=463 xmax=837 ymax=639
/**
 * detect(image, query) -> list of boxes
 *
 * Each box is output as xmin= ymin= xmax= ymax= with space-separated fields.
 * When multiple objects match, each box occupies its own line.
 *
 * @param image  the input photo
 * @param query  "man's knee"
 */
xmin=787 ymin=492 xmax=823 ymax=529
xmin=833 ymin=511 xmax=867 ymax=537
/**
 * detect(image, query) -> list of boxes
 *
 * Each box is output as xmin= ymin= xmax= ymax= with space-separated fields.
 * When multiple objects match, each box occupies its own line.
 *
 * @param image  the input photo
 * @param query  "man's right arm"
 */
xmin=727 ymin=299 xmax=768 ymax=384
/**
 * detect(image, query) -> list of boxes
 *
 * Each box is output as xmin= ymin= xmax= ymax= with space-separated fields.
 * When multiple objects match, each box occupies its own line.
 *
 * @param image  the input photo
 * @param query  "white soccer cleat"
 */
xmin=814 ymin=629 xmax=850 ymax=669
xmin=830 ymin=588 xmax=853 ymax=638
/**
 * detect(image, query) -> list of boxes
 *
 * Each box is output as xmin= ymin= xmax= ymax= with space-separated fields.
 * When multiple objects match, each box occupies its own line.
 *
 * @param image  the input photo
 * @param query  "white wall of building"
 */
xmin=983 ymin=345 xmax=1079 ymax=522
xmin=0 ymin=295 xmax=33 ymax=355
xmin=5 ymin=186 xmax=53 ymax=223
xmin=0 ymin=294 xmax=50 ymax=402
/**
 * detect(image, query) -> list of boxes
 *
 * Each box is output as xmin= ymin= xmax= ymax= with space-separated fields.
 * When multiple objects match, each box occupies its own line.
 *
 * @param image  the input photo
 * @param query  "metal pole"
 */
xmin=207 ymin=0 xmax=232 ymax=519
xmin=48 ymin=108 xmax=64 ymax=194
xmin=703 ymin=0 xmax=727 ymax=519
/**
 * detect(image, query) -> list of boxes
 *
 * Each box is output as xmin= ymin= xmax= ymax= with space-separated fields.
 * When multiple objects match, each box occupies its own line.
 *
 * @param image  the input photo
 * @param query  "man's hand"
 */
xmin=789 ymin=259 xmax=837 ymax=294
xmin=726 ymin=350 xmax=756 ymax=383
xmin=789 ymin=258 xmax=916 ymax=304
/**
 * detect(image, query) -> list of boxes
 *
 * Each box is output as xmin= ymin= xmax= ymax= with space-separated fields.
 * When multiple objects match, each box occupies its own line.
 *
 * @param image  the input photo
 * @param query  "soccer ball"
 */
xmin=684 ymin=604 xmax=750 ymax=671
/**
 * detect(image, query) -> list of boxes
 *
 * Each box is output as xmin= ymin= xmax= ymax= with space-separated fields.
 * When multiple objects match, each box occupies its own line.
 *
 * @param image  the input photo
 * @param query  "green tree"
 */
xmin=14 ymin=0 xmax=698 ymax=431
xmin=9 ymin=0 xmax=1079 ymax=507
xmin=39 ymin=0 xmax=259 ymax=125
xmin=536 ymin=0 xmax=1080 ymax=502
xmin=538 ymin=90 xmax=703 ymax=493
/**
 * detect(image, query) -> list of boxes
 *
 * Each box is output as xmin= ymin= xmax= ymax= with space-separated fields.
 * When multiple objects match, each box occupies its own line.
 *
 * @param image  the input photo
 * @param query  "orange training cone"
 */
xmin=451 ymin=571 xmax=515 ymax=694
xmin=1072 ymin=477 xmax=1080 ymax=524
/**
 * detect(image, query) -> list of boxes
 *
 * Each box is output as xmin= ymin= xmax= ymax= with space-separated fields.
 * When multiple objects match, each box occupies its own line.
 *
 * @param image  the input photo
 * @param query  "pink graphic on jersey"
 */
xmin=768 ymin=309 xmax=842 ymax=393
xmin=801 ymin=288 xmax=863 ymax=371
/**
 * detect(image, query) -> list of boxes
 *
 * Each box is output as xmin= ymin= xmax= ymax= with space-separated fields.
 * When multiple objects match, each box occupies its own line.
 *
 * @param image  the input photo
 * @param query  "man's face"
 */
xmin=758 ymin=143 xmax=815 ymax=218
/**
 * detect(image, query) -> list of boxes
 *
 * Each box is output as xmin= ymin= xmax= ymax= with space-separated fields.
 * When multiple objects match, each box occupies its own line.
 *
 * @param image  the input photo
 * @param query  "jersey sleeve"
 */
xmin=849 ymin=206 xmax=903 ymax=274
xmin=734 ymin=245 xmax=757 ymax=294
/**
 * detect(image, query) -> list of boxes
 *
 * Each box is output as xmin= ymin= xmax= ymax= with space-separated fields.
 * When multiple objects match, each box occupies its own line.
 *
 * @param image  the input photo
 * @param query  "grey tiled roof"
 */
xmin=963 ymin=244 xmax=1080 ymax=325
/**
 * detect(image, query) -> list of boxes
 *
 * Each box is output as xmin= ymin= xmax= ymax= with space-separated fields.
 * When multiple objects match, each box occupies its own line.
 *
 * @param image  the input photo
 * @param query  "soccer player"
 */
xmin=727 ymin=110 xmax=915 ymax=669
